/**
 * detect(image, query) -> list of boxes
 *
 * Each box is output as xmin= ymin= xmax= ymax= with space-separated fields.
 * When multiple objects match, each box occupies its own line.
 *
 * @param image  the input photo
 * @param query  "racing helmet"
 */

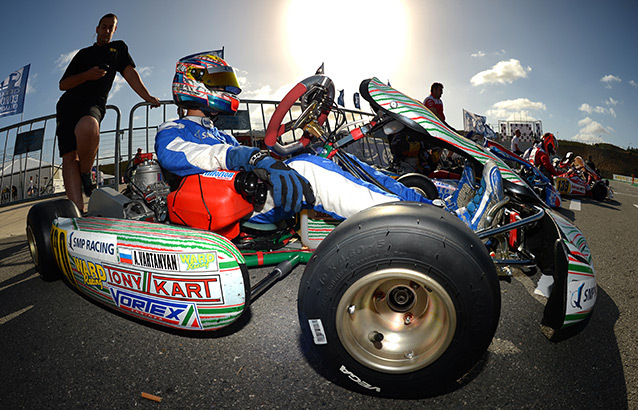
xmin=172 ymin=52 xmax=241 ymax=115
xmin=542 ymin=133 xmax=557 ymax=155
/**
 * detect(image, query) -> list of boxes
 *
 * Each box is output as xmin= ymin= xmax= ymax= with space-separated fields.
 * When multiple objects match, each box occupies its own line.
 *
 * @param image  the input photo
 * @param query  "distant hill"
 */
xmin=557 ymin=140 xmax=638 ymax=179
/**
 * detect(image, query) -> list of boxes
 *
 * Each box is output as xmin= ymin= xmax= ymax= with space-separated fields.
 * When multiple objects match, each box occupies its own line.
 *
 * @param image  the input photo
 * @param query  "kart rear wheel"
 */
xmin=298 ymin=202 xmax=500 ymax=397
xmin=26 ymin=199 xmax=80 ymax=281
xmin=592 ymin=181 xmax=607 ymax=201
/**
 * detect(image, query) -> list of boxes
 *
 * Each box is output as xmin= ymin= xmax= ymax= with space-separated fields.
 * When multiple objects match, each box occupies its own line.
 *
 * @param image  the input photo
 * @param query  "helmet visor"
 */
xmin=202 ymin=65 xmax=241 ymax=95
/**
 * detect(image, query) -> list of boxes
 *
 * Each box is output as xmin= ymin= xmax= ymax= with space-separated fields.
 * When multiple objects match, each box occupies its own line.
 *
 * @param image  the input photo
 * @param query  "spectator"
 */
xmin=510 ymin=129 xmax=523 ymax=156
xmin=56 ymin=13 xmax=160 ymax=213
xmin=423 ymin=82 xmax=445 ymax=122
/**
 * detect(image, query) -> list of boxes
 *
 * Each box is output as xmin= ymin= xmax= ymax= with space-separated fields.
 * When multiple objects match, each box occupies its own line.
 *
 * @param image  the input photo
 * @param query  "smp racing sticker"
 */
xmin=569 ymin=281 xmax=597 ymax=311
xmin=109 ymin=287 xmax=202 ymax=329
xmin=68 ymin=230 xmax=118 ymax=264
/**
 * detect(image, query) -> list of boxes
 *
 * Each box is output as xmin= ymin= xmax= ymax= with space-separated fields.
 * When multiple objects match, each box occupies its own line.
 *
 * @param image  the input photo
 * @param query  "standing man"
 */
xmin=423 ymin=82 xmax=445 ymax=122
xmin=56 ymin=13 xmax=160 ymax=213
xmin=511 ymin=129 xmax=523 ymax=156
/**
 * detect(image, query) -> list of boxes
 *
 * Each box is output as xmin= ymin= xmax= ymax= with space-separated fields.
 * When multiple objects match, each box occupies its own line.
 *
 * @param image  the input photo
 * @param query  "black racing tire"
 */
xmin=397 ymin=173 xmax=439 ymax=199
xmin=297 ymin=202 xmax=500 ymax=398
xmin=591 ymin=181 xmax=607 ymax=201
xmin=26 ymin=199 xmax=80 ymax=281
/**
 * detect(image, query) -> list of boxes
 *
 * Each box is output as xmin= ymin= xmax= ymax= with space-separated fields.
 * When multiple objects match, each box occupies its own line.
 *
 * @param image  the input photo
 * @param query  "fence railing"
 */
xmin=1 ymin=100 xmax=378 ymax=207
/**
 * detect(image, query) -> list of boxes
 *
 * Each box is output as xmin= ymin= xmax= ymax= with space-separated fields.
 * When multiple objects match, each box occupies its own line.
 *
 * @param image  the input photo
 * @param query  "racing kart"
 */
xmin=553 ymin=154 xmax=612 ymax=201
xmin=26 ymin=75 xmax=597 ymax=398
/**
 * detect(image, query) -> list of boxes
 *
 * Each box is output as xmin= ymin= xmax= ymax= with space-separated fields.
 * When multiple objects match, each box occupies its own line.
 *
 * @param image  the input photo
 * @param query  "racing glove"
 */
xmin=227 ymin=147 xmax=315 ymax=213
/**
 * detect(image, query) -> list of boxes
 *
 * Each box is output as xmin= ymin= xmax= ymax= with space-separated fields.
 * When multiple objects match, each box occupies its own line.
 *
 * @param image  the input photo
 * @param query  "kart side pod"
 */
xmin=50 ymin=215 xmax=250 ymax=331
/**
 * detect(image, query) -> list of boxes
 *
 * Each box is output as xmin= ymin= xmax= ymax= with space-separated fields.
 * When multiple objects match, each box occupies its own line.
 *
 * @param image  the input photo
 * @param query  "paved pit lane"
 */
xmin=1 ymin=180 xmax=636 ymax=409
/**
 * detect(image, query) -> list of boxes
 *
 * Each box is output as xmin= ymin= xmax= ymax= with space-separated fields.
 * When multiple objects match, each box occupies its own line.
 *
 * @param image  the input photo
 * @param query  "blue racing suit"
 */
xmin=154 ymin=116 xmax=429 ymax=224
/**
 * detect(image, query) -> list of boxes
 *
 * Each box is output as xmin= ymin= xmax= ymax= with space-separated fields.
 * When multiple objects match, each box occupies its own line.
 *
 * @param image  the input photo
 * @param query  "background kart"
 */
xmin=26 ymin=75 xmax=596 ymax=398
xmin=483 ymin=139 xmax=562 ymax=208
xmin=554 ymin=155 xmax=613 ymax=201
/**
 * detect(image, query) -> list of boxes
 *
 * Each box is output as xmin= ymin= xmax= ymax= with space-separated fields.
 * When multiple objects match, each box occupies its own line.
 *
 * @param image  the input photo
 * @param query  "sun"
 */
xmin=284 ymin=0 xmax=409 ymax=102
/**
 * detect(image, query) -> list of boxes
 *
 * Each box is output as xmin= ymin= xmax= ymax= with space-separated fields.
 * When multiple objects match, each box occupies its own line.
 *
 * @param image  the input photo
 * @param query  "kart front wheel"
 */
xmin=297 ymin=202 xmax=500 ymax=398
xmin=26 ymin=199 xmax=80 ymax=281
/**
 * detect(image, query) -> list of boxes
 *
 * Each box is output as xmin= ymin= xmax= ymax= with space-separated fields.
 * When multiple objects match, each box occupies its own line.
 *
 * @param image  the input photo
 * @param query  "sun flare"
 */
xmin=284 ymin=0 xmax=408 ymax=103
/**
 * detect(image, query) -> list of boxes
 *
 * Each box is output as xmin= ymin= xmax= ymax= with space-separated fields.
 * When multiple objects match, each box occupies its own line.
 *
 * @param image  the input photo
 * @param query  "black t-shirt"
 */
xmin=59 ymin=40 xmax=135 ymax=107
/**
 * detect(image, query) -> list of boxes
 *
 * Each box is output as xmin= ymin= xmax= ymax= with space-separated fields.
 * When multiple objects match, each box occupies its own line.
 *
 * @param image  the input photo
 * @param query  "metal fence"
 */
xmin=1 ymin=100 xmax=380 ymax=206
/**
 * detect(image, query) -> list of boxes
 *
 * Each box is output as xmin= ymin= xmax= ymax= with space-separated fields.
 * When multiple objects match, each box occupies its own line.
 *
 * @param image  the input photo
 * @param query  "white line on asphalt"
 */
xmin=0 ymin=273 xmax=38 ymax=292
xmin=0 ymin=305 xmax=33 ymax=326
xmin=569 ymin=199 xmax=582 ymax=211
xmin=634 ymin=204 xmax=638 ymax=209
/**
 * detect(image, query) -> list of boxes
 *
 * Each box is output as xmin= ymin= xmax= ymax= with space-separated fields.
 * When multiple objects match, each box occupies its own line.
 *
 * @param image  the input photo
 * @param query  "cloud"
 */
xmin=606 ymin=97 xmax=618 ymax=106
xmin=485 ymin=97 xmax=546 ymax=120
xmin=630 ymin=80 xmax=638 ymax=88
xmin=471 ymin=51 xmax=486 ymax=58
xmin=26 ymin=73 xmax=37 ymax=94
xmin=470 ymin=59 xmax=531 ymax=86
xmin=571 ymin=117 xmax=613 ymax=143
xmin=600 ymin=74 xmax=621 ymax=88
xmin=54 ymin=49 xmax=79 ymax=72
xmin=579 ymin=103 xmax=616 ymax=118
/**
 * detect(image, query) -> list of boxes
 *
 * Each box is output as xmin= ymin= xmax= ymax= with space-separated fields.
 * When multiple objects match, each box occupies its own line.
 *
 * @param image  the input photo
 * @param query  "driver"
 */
xmin=154 ymin=52 xmax=429 ymax=225
xmin=523 ymin=132 xmax=561 ymax=179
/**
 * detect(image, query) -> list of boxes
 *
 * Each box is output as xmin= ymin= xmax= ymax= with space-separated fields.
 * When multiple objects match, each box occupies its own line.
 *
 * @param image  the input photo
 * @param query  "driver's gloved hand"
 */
xmin=252 ymin=156 xmax=315 ymax=213
xmin=227 ymin=147 xmax=315 ymax=213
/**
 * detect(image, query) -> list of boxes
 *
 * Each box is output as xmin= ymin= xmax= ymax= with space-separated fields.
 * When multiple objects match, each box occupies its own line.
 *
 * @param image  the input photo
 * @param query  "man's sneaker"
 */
xmin=447 ymin=161 xmax=476 ymax=211
xmin=455 ymin=160 xmax=504 ymax=230
xmin=80 ymin=172 xmax=96 ymax=197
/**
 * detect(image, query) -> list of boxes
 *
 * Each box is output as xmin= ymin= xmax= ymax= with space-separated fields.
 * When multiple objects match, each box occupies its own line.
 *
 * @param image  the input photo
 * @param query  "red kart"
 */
xmin=553 ymin=154 xmax=612 ymax=201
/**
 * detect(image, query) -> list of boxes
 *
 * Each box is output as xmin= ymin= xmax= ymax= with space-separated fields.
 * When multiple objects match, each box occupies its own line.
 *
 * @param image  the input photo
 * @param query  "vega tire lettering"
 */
xmin=339 ymin=365 xmax=381 ymax=393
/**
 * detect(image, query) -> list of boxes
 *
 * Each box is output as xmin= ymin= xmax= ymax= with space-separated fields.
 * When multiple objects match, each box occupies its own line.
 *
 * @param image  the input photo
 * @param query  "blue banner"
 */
xmin=0 ymin=64 xmax=30 ymax=118
xmin=337 ymin=89 xmax=344 ymax=107
xmin=353 ymin=92 xmax=360 ymax=109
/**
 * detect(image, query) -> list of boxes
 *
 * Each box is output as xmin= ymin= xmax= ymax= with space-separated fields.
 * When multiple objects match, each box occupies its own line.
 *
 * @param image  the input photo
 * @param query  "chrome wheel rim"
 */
xmin=336 ymin=268 xmax=456 ymax=374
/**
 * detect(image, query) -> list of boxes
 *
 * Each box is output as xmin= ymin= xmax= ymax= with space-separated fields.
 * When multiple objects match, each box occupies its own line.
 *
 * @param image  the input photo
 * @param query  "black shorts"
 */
xmin=56 ymin=98 xmax=105 ymax=156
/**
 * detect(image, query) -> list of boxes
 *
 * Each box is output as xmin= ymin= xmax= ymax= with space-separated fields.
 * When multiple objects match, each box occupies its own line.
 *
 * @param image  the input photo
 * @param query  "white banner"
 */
xmin=463 ymin=109 xmax=496 ymax=139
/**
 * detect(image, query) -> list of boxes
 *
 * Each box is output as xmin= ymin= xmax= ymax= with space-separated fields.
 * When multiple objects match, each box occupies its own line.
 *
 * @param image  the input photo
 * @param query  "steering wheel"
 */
xmin=265 ymin=75 xmax=335 ymax=156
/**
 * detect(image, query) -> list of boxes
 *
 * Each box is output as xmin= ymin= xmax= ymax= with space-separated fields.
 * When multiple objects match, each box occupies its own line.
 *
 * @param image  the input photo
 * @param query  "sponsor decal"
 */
xmin=71 ymin=256 xmax=107 ymax=289
xmin=118 ymin=248 xmax=218 ymax=273
xmin=202 ymin=170 xmax=235 ymax=181
xmin=107 ymin=267 xmax=223 ymax=303
xmin=570 ymin=282 xmax=597 ymax=310
xmin=151 ymin=274 xmax=222 ymax=303
xmin=109 ymin=288 xmax=201 ymax=328
xmin=339 ymin=365 xmax=381 ymax=392
xmin=68 ymin=230 xmax=118 ymax=263
xmin=179 ymin=252 xmax=218 ymax=271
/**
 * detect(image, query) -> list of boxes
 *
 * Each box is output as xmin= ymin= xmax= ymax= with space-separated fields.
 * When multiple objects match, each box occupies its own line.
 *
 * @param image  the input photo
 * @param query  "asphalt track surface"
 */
xmin=1 ymin=180 xmax=636 ymax=409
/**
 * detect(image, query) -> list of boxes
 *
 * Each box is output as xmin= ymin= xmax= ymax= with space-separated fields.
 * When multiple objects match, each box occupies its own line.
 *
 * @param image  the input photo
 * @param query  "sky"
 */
xmin=1 ymin=0 xmax=638 ymax=150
